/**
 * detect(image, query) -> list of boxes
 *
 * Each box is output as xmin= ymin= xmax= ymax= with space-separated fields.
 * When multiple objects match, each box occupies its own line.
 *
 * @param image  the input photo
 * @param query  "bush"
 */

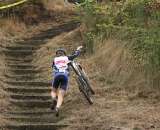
xmin=78 ymin=0 xmax=160 ymax=82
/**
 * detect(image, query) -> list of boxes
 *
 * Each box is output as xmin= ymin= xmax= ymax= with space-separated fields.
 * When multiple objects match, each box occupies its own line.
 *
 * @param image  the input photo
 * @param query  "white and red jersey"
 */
xmin=52 ymin=50 xmax=80 ymax=75
xmin=53 ymin=56 xmax=69 ymax=73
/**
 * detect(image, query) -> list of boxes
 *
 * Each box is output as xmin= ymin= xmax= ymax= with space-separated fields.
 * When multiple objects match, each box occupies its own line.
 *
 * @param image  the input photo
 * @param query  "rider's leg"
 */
xmin=51 ymin=88 xmax=57 ymax=100
xmin=55 ymin=88 xmax=66 ymax=117
xmin=56 ymin=89 xmax=66 ymax=108
xmin=50 ymin=88 xmax=58 ymax=110
xmin=51 ymin=76 xmax=59 ymax=110
xmin=53 ymin=74 xmax=68 ymax=116
xmin=51 ymin=75 xmax=60 ymax=99
xmin=56 ymin=75 xmax=68 ymax=109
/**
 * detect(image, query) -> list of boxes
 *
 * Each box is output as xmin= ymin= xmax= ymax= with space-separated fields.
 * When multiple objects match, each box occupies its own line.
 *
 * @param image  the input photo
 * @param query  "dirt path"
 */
xmin=1 ymin=21 xmax=79 ymax=130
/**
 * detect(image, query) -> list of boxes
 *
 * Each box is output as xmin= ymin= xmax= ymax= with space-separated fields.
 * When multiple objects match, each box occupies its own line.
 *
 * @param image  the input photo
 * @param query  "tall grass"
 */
xmin=78 ymin=0 xmax=160 ymax=87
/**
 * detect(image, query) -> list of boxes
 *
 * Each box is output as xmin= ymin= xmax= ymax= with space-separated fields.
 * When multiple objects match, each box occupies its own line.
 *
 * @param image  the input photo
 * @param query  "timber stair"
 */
xmin=1 ymin=21 xmax=79 ymax=130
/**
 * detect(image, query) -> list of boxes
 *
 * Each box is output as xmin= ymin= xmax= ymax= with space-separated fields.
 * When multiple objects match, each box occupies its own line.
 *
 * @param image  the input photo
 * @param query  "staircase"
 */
xmin=1 ymin=22 xmax=79 ymax=130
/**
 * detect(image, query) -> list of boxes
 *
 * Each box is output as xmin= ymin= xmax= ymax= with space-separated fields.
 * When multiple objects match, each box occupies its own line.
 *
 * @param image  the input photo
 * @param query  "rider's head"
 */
xmin=56 ymin=48 xmax=66 ymax=56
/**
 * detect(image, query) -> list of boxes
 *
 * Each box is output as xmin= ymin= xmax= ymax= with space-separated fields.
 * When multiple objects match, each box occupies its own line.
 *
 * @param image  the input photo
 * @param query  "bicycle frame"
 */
xmin=69 ymin=60 xmax=82 ymax=76
xmin=68 ymin=59 xmax=94 ymax=104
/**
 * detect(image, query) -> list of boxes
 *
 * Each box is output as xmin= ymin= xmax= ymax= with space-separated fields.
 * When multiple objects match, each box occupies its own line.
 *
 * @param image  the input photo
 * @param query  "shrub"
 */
xmin=78 ymin=0 xmax=160 ymax=83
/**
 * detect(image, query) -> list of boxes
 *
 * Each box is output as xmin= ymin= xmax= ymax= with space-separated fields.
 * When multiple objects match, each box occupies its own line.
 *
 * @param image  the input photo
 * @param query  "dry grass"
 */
xmin=0 ymin=31 xmax=7 ymax=44
xmin=0 ymin=19 xmax=26 ymax=37
xmin=92 ymin=39 xmax=159 ymax=98
xmin=0 ymin=0 xmax=76 ymax=39
xmin=41 ymin=0 xmax=76 ymax=13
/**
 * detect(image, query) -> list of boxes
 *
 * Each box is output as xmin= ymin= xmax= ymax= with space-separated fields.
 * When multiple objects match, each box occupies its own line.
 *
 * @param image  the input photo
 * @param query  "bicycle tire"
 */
xmin=77 ymin=77 xmax=93 ymax=105
xmin=78 ymin=65 xmax=95 ymax=95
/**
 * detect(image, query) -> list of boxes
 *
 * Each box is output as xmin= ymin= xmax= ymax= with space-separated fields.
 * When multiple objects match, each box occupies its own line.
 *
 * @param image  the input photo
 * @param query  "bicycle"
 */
xmin=68 ymin=53 xmax=95 ymax=104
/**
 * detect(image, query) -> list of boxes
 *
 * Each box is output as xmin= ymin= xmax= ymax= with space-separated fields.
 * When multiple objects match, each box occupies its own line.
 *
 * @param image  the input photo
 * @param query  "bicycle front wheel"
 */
xmin=77 ymin=77 xmax=93 ymax=105
xmin=78 ymin=65 xmax=95 ymax=95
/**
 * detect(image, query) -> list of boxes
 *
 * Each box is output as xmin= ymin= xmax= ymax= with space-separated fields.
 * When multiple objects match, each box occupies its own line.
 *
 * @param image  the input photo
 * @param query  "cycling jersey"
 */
xmin=52 ymin=50 xmax=80 ymax=75
xmin=53 ymin=56 xmax=69 ymax=74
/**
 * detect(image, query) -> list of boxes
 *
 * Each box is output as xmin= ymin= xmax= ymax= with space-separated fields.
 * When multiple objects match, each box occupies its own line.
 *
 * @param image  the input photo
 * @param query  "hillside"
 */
xmin=0 ymin=0 xmax=160 ymax=130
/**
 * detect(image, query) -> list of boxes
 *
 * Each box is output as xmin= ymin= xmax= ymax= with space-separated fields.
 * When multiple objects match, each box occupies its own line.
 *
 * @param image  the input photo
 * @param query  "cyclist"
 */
xmin=51 ymin=46 xmax=83 ymax=116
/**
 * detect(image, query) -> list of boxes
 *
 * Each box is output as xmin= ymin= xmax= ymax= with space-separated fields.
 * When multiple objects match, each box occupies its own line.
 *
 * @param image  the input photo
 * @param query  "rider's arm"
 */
xmin=68 ymin=50 xmax=80 ymax=61
xmin=68 ymin=46 xmax=83 ymax=60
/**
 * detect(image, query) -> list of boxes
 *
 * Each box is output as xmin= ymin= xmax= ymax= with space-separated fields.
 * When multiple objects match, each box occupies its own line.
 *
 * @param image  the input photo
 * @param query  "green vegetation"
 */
xmin=78 ymin=0 xmax=160 ymax=79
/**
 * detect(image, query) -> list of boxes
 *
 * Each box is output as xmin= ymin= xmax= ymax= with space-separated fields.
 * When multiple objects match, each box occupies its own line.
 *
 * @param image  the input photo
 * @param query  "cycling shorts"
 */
xmin=52 ymin=73 xmax=68 ymax=91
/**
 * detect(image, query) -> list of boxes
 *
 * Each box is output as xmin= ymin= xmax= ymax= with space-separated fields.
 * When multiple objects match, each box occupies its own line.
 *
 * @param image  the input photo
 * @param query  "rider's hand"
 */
xmin=77 ymin=46 xmax=83 ymax=51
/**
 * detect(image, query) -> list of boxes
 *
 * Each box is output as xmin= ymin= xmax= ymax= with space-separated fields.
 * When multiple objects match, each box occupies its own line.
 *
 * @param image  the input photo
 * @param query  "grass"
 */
xmin=38 ymin=0 xmax=76 ymax=14
xmin=0 ymin=0 xmax=77 ymax=38
xmin=0 ymin=0 xmax=19 ymax=6
xmin=78 ymin=0 xmax=160 ymax=89
xmin=0 ymin=18 xmax=26 ymax=35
